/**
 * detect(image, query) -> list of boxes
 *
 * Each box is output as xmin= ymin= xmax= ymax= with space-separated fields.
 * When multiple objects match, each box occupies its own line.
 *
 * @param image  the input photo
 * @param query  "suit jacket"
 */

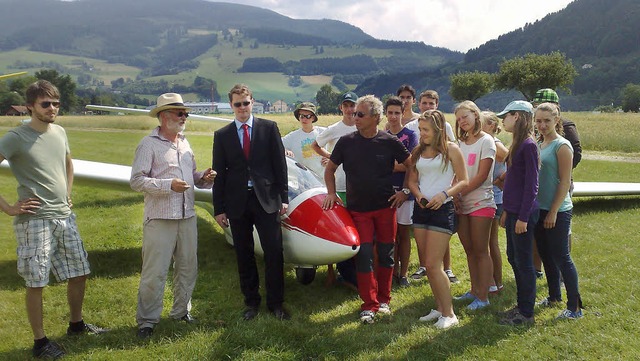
xmin=212 ymin=117 xmax=288 ymax=218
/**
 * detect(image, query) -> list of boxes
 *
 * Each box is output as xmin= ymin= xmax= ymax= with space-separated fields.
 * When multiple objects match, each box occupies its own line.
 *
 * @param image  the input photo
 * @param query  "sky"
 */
xmin=210 ymin=0 xmax=574 ymax=52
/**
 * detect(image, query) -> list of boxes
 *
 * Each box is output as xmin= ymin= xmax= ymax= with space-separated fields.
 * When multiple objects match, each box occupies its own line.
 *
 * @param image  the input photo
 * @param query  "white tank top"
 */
xmin=416 ymin=153 xmax=454 ymax=202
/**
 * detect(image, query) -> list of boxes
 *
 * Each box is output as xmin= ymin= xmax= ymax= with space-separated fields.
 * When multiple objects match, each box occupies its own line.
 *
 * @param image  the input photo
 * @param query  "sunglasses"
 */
xmin=354 ymin=111 xmax=368 ymax=118
xmin=298 ymin=114 xmax=314 ymax=119
xmin=39 ymin=101 xmax=61 ymax=108
xmin=233 ymin=101 xmax=251 ymax=108
xmin=167 ymin=110 xmax=189 ymax=118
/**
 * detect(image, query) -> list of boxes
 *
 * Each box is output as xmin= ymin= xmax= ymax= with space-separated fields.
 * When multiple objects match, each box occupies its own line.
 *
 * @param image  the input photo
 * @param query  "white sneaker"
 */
xmin=419 ymin=309 xmax=442 ymax=322
xmin=434 ymin=315 xmax=459 ymax=329
xmin=378 ymin=303 xmax=391 ymax=315
xmin=359 ymin=310 xmax=375 ymax=324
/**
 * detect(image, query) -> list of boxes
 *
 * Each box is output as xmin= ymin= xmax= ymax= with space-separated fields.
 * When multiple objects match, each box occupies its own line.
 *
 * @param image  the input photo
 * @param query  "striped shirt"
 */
xmin=130 ymin=127 xmax=212 ymax=221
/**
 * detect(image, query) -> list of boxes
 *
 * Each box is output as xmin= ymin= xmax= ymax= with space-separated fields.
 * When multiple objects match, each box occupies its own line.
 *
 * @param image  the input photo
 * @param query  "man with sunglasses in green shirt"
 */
xmin=0 ymin=80 xmax=108 ymax=359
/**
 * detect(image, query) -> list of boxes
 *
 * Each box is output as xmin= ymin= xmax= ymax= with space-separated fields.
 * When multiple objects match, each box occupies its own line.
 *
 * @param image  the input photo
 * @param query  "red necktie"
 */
xmin=242 ymin=123 xmax=250 ymax=159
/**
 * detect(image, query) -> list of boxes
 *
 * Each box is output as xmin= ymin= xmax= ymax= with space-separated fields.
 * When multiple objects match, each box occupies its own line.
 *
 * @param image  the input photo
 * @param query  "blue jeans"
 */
xmin=505 ymin=209 xmax=539 ymax=317
xmin=535 ymin=209 xmax=582 ymax=311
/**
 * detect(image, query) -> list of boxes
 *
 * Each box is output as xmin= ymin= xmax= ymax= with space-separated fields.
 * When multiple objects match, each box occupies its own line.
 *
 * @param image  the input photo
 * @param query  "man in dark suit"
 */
xmin=212 ymin=84 xmax=290 ymax=320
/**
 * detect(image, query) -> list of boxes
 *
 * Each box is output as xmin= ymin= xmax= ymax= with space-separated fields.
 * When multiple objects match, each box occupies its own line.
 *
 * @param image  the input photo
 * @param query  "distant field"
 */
xmin=0 ymin=48 xmax=141 ymax=84
xmin=2 ymin=110 xmax=639 ymax=155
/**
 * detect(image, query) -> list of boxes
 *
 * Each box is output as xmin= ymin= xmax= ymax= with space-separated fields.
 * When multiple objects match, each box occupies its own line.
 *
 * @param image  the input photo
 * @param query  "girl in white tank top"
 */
xmin=407 ymin=110 xmax=468 ymax=329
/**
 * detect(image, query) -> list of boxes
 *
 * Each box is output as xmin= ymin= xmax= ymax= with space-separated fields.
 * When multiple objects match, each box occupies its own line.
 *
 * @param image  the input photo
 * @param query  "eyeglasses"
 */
xmin=167 ymin=110 xmax=189 ymax=118
xmin=354 ymin=111 xmax=368 ymax=118
xmin=39 ymin=101 xmax=60 ymax=108
xmin=233 ymin=101 xmax=251 ymax=108
xmin=298 ymin=114 xmax=314 ymax=119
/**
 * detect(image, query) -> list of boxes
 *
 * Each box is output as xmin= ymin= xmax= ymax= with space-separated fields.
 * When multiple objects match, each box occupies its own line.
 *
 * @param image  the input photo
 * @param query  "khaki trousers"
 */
xmin=136 ymin=217 xmax=197 ymax=328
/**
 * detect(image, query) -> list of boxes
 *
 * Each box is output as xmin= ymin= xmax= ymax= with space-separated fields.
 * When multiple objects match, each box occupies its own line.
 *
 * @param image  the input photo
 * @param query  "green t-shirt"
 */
xmin=538 ymin=136 xmax=573 ymax=212
xmin=0 ymin=123 xmax=71 ymax=222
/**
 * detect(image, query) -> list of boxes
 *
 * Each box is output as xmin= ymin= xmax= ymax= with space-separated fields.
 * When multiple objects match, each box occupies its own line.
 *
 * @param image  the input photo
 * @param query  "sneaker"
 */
xmin=177 ymin=312 xmax=198 ymax=323
xmin=454 ymin=291 xmax=476 ymax=301
xmin=398 ymin=276 xmax=410 ymax=287
xmin=467 ymin=298 xmax=490 ymax=310
xmin=378 ymin=303 xmax=391 ymax=315
xmin=445 ymin=270 xmax=459 ymax=284
xmin=434 ymin=315 xmax=459 ymax=329
xmin=67 ymin=322 xmax=110 ymax=336
xmin=419 ymin=309 xmax=442 ymax=322
xmin=556 ymin=309 xmax=583 ymax=320
xmin=359 ymin=310 xmax=375 ymax=324
xmin=33 ymin=340 xmax=65 ymax=359
xmin=537 ymin=297 xmax=561 ymax=308
xmin=489 ymin=285 xmax=504 ymax=295
xmin=137 ymin=326 xmax=154 ymax=339
xmin=498 ymin=306 xmax=520 ymax=319
xmin=499 ymin=309 xmax=534 ymax=326
xmin=410 ymin=266 xmax=427 ymax=280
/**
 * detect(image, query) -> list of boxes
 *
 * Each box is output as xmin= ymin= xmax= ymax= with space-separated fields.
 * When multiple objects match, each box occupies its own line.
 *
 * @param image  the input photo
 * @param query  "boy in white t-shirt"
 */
xmin=311 ymin=91 xmax=358 ymax=289
xmin=282 ymin=102 xmax=326 ymax=180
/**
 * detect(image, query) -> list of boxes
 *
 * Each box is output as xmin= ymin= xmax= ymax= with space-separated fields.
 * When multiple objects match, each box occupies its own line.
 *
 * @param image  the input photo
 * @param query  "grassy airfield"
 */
xmin=0 ymin=112 xmax=639 ymax=360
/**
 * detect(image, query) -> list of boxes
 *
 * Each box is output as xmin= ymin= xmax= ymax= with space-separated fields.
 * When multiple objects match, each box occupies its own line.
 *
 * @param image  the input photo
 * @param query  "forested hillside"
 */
xmin=0 ymin=0 xmax=461 ymax=77
xmin=358 ymin=0 xmax=640 ymax=111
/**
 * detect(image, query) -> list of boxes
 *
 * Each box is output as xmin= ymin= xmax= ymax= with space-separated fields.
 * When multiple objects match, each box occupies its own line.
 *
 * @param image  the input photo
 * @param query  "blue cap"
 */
xmin=496 ymin=100 xmax=534 ymax=118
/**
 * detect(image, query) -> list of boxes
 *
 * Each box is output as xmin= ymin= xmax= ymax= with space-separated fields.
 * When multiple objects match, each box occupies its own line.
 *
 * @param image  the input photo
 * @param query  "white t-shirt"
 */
xmin=458 ymin=133 xmax=496 ymax=214
xmin=282 ymin=126 xmax=326 ymax=181
xmin=315 ymin=120 xmax=356 ymax=192
xmin=406 ymin=119 xmax=456 ymax=142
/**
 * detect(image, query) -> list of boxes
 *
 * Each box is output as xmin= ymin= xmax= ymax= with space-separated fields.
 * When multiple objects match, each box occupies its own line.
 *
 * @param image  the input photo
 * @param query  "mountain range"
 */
xmin=0 ymin=0 xmax=638 ymax=111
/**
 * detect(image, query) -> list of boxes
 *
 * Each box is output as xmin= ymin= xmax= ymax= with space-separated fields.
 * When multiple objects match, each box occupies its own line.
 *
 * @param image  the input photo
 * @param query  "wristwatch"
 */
xmin=402 ymin=188 xmax=411 ymax=195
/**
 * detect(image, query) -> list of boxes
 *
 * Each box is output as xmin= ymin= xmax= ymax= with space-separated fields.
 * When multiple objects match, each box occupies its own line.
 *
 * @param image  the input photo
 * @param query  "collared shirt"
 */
xmin=130 ymin=127 xmax=212 ymax=221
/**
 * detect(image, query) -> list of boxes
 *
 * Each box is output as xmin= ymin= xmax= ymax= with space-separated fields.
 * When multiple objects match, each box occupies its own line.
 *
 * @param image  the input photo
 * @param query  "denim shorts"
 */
xmin=412 ymin=201 xmax=455 ymax=235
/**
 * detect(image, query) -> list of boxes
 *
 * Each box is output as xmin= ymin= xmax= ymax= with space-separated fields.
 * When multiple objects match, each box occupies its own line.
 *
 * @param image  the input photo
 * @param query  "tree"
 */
xmin=315 ymin=84 xmax=339 ymax=115
xmin=449 ymin=71 xmax=494 ymax=101
xmin=621 ymin=83 xmax=640 ymax=112
xmin=35 ymin=69 xmax=77 ymax=114
xmin=494 ymin=52 xmax=578 ymax=101
xmin=0 ymin=91 xmax=24 ymax=114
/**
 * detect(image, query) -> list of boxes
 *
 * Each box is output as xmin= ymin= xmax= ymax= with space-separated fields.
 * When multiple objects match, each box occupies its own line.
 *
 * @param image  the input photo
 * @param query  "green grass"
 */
xmin=0 ymin=117 xmax=639 ymax=360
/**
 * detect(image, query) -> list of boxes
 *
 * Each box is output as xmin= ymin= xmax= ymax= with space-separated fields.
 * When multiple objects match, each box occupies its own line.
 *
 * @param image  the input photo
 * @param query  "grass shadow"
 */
xmin=0 ymin=321 xmax=223 ymax=361
xmin=573 ymin=196 xmax=640 ymax=215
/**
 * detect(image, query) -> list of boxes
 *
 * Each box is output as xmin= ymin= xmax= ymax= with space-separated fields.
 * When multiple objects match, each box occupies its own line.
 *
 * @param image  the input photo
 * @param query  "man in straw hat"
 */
xmin=131 ymin=93 xmax=216 ymax=339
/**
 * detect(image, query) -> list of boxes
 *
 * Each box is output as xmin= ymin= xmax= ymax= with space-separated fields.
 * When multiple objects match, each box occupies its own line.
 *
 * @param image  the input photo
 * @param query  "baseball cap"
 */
xmin=340 ymin=91 xmax=358 ymax=104
xmin=496 ymin=100 xmax=534 ymax=118
xmin=532 ymin=88 xmax=559 ymax=104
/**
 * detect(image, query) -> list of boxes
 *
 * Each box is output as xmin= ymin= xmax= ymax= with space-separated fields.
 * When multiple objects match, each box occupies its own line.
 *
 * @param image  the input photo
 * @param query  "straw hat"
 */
xmin=149 ymin=93 xmax=190 ymax=117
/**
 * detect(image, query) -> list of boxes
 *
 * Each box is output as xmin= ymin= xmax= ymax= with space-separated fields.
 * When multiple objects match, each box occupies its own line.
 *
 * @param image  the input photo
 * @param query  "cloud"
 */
xmin=208 ymin=0 xmax=573 ymax=52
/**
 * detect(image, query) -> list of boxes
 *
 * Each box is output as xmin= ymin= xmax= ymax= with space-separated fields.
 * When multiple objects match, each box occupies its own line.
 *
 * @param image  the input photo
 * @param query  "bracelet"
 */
xmin=442 ymin=190 xmax=449 ymax=199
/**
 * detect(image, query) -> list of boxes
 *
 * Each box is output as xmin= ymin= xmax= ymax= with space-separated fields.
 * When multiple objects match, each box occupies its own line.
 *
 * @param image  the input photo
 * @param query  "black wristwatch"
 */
xmin=402 ymin=188 xmax=410 ymax=195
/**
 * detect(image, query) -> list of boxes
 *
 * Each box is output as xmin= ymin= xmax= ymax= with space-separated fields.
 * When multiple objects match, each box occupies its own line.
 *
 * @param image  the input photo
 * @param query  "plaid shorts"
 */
xmin=14 ymin=213 xmax=91 ymax=288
